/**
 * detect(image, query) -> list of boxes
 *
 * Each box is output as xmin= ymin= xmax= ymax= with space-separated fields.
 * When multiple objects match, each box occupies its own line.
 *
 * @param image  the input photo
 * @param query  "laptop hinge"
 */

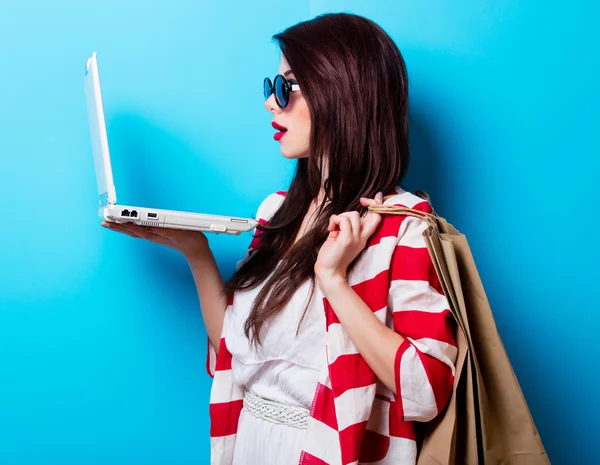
xmin=98 ymin=192 xmax=113 ymax=207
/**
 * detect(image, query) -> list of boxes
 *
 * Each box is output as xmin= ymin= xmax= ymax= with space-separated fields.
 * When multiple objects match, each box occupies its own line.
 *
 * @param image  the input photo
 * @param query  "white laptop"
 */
xmin=83 ymin=52 xmax=258 ymax=235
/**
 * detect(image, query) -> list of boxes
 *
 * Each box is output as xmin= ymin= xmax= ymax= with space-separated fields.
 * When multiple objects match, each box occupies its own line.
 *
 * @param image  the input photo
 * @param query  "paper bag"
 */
xmin=369 ymin=191 xmax=550 ymax=465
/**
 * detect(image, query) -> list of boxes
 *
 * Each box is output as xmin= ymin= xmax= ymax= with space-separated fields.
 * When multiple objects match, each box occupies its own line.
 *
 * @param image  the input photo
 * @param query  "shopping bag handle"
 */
xmin=366 ymin=190 xmax=438 ymax=222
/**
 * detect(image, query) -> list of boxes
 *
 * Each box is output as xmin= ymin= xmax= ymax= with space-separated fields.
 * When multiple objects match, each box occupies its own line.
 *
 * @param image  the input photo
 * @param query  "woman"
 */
xmin=102 ymin=12 xmax=457 ymax=465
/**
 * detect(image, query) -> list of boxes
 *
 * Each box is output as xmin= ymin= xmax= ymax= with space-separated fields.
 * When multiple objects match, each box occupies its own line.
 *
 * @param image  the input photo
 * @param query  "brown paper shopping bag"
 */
xmin=369 ymin=191 xmax=550 ymax=465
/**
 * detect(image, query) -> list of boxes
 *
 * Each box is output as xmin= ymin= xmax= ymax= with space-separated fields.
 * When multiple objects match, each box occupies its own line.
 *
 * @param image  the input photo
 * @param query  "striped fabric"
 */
xmin=206 ymin=186 xmax=457 ymax=465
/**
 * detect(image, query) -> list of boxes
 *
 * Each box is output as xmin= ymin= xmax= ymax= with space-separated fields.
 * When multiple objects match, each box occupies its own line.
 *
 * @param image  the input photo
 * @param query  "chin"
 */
xmin=280 ymin=146 xmax=309 ymax=159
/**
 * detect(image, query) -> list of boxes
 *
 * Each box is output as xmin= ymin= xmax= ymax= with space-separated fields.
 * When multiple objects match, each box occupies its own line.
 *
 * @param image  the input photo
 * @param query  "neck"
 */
xmin=317 ymin=157 xmax=328 ymax=205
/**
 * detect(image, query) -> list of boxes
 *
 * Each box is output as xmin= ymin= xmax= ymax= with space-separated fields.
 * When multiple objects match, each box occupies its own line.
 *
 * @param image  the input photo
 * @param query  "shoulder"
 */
xmin=373 ymin=186 xmax=433 ymax=244
xmin=255 ymin=191 xmax=287 ymax=223
xmin=383 ymin=185 xmax=433 ymax=214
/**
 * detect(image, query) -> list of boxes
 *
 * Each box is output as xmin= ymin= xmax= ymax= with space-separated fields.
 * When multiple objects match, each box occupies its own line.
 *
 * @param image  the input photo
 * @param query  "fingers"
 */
xmin=360 ymin=192 xmax=384 ymax=207
xmin=327 ymin=215 xmax=337 ymax=231
xmin=359 ymin=192 xmax=383 ymax=216
xmin=337 ymin=215 xmax=353 ymax=243
xmin=102 ymin=221 xmax=161 ymax=241
xmin=342 ymin=211 xmax=361 ymax=239
xmin=360 ymin=211 xmax=382 ymax=240
xmin=330 ymin=192 xmax=384 ymax=245
xmin=366 ymin=193 xmax=384 ymax=236
xmin=327 ymin=216 xmax=340 ymax=240
xmin=329 ymin=214 xmax=353 ymax=243
xmin=105 ymin=222 xmax=142 ymax=238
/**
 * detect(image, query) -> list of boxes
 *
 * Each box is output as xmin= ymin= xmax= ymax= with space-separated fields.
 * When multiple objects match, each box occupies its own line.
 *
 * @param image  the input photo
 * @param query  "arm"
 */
xmin=204 ymin=191 xmax=287 ymax=376
xmin=100 ymin=220 xmax=230 ymax=370
xmin=318 ymin=277 xmax=403 ymax=395
xmin=187 ymin=245 xmax=228 ymax=355
xmin=386 ymin=215 xmax=456 ymax=422
xmin=315 ymin=193 xmax=456 ymax=422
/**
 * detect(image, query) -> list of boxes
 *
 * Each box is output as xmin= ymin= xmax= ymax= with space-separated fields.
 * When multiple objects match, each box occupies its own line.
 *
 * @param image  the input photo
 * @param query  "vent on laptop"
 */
xmin=139 ymin=221 xmax=159 ymax=227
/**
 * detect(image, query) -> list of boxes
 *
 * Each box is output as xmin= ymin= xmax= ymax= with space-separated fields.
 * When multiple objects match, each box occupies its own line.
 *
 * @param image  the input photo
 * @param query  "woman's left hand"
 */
xmin=314 ymin=192 xmax=384 ymax=285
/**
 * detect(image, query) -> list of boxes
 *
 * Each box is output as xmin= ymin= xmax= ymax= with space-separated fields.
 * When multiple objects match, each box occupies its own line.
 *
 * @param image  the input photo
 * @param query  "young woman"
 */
xmin=103 ymin=12 xmax=457 ymax=465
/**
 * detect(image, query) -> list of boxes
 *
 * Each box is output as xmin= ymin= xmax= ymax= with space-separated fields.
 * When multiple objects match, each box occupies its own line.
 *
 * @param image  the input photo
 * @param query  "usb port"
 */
xmin=147 ymin=212 xmax=158 ymax=219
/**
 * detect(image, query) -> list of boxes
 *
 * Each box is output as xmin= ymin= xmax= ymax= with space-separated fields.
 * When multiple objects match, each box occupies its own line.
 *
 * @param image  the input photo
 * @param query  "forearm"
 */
xmin=187 ymin=248 xmax=227 ymax=353
xmin=318 ymin=277 xmax=404 ymax=395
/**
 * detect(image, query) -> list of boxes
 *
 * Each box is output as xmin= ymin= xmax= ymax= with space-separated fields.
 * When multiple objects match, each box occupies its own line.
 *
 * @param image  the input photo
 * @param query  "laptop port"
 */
xmin=147 ymin=212 xmax=158 ymax=219
xmin=130 ymin=210 xmax=139 ymax=218
xmin=121 ymin=209 xmax=131 ymax=217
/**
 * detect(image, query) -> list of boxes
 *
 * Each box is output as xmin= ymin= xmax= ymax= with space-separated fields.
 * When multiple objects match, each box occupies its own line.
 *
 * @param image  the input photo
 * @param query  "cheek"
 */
xmin=285 ymin=97 xmax=311 ymax=147
xmin=297 ymin=102 xmax=311 ymax=139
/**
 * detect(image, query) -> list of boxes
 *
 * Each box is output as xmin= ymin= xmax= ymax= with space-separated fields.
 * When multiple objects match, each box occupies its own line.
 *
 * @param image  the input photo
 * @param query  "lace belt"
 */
xmin=242 ymin=390 xmax=309 ymax=429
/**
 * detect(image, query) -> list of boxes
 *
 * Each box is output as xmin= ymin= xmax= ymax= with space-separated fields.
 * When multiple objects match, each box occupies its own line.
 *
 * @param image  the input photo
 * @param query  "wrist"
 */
xmin=185 ymin=246 xmax=214 ymax=267
xmin=316 ymin=271 xmax=348 ymax=294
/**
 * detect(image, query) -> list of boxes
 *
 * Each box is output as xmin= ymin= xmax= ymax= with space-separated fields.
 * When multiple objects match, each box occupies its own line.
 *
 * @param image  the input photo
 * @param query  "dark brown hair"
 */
xmin=224 ymin=12 xmax=410 ymax=346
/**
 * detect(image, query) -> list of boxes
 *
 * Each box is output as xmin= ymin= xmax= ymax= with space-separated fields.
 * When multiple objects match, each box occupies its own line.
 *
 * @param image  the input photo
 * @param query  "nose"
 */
xmin=264 ymin=92 xmax=282 ymax=114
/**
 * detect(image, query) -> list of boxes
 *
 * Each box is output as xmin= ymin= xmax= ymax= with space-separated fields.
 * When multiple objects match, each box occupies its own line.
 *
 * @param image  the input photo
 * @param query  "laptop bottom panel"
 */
xmin=100 ymin=204 xmax=257 ymax=236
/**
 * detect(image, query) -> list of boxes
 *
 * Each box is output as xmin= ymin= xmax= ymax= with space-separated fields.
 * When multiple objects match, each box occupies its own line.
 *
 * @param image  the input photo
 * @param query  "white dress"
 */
xmin=223 ymin=267 xmax=327 ymax=465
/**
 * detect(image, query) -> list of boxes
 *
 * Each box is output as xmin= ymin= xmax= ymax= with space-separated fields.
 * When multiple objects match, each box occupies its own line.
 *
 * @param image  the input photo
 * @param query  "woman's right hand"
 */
xmin=101 ymin=220 xmax=210 ymax=260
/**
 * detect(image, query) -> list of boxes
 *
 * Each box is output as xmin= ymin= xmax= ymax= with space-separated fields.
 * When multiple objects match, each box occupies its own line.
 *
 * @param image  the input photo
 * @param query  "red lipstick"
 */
xmin=272 ymin=121 xmax=287 ymax=141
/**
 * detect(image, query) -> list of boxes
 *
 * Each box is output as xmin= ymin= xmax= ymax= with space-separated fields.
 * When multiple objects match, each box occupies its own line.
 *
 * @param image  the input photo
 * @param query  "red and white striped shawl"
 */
xmin=206 ymin=186 xmax=457 ymax=465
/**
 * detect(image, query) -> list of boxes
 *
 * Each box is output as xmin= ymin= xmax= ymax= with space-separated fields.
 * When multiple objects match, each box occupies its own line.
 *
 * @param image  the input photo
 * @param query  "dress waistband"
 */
xmin=242 ymin=390 xmax=309 ymax=429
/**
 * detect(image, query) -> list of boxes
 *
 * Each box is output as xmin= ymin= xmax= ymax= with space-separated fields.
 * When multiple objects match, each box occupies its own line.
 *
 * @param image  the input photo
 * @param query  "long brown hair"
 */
xmin=224 ymin=12 xmax=410 ymax=346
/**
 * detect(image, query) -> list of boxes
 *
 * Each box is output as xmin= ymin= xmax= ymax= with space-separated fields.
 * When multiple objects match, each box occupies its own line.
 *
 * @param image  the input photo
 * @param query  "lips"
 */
xmin=272 ymin=121 xmax=287 ymax=141
xmin=272 ymin=121 xmax=287 ymax=131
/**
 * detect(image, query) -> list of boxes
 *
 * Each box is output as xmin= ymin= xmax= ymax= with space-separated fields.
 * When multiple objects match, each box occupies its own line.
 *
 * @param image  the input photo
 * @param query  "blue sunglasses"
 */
xmin=263 ymin=74 xmax=301 ymax=109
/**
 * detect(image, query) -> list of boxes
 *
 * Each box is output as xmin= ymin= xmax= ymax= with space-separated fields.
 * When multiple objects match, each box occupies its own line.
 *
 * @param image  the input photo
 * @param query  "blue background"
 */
xmin=0 ymin=1 xmax=597 ymax=464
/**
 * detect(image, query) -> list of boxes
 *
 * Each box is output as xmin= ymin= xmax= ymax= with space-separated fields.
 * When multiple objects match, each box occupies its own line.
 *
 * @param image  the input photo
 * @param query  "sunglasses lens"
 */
xmin=274 ymin=75 xmax=288 ymax=108
xmin=263 ymin=78 xmax=272 ymax=100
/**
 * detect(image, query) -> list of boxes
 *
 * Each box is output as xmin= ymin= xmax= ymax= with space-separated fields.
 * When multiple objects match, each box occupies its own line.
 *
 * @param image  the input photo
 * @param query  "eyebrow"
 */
xmin=283 ymin=70 xmax=295 ymax=77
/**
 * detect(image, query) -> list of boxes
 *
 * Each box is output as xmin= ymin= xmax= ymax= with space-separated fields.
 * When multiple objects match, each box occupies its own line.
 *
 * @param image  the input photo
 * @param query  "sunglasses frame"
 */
xmin=264 ymin=74 xmax=300 ymax=109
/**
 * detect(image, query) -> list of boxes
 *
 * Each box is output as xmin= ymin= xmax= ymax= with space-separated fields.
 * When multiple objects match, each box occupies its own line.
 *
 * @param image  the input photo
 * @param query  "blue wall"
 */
xmin=0 ymin=1 xmax=597 ymax=464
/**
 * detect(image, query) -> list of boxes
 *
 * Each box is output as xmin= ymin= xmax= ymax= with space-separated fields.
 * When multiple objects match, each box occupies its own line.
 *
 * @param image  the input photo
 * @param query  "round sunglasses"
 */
xmin=263 ymin=74 xmax=301 ymax=109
